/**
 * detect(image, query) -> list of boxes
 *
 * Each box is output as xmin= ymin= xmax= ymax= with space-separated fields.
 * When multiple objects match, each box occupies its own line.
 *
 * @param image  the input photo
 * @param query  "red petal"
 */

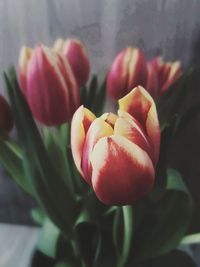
xmin=81 ymin=118 xmax=113 ymax=184
xmin=119 ymin=86 xmax=160 ymax=163
xmin=114 ymin=111 xmax=152 ymax=160
xmin=64 ymin=39 xmax=90 ymax=87
xmin=107 ymin=48 xmax=130 ymax=100
xmin=91 ymin=135 xmax=155 ymax=205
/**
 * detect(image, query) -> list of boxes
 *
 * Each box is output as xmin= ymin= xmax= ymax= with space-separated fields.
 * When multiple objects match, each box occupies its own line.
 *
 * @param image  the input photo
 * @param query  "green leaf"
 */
xmin=91 ymin=76 xmax=107 ymax=116
xmin=80 ymin=85 xmax=88 ymax=106
xmin=37 ymin=217 xmax=61 ymax=258
xmin=75 ymin=222 xmax=101 ymax=266
xmin=43 ymin=126 xmax=74 ymax=194
xmin=95 ymin=228 xmax=117 ymax=267
xmin=87 ymin=75 xmax=98 ymax=108
xmin=0 ymin=138 xmax=33 ymax=196
xmin=131 ymin=168 xmax=193 ymax=263
xmin=75 ymin=192 xmax=108 ymax=227
xmin=31 ymin=208 xmax=46 ymax=225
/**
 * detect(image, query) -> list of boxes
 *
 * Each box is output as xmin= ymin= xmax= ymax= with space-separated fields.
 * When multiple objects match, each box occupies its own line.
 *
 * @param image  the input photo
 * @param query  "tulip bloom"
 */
xmin=54 ymin=38 xmax=90 ymax=87
xmin=106 ymin=47 xmax=148 ymax=101
xmin=19 ymin=45 xmax=80 ymax=126
xmin=150 ymin=56 xmax=182 ymax=97
xmin=0 ymin=95 xmax=13 ymax=132
xmin=71 ymin=86 xmax=160 ymax=205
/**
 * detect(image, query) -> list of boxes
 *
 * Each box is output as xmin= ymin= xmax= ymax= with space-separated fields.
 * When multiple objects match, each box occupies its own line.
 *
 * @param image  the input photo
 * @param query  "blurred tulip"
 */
xmin=54 ymin=38 xmax=90 ymax=87
xmin=71 ymin=86 xmax=160 ymax=205
xmin=106 ymin=47 xmax=148 ymax=101
xmin=21 ymin=45 xmax=79 ymax=126
xmin=150 ymin=56 xmax=182 ymax=96
xmin=0 ymin=95 xmax=13 ymax=132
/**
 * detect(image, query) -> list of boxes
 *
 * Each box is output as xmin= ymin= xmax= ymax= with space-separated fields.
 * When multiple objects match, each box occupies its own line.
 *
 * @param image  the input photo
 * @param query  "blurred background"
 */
xmin=0 ymin=0 xmax=200 ymax=226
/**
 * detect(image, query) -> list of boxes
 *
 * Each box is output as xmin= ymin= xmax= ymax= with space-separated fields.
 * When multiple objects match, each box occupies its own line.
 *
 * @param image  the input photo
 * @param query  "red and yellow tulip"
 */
xmin=150 ymin=56 xmax=182 ymax=97
xmin=106 ymin=47 xmax=148 ymax=101
xmin=19 ymin=45 xmax=80 ymax=126
xmin=54 ymin=38 xmax=90 ymax=87
xmin=71 ymin=86 xmax=160 ymax=205
xmin=107 ymin=47 xmax=182 ymax=101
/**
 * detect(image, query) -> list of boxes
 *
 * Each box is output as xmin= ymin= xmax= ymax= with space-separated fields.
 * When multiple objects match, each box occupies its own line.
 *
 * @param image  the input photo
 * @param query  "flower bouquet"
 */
xmin=0 ymin=38 xmax=199 ymax=267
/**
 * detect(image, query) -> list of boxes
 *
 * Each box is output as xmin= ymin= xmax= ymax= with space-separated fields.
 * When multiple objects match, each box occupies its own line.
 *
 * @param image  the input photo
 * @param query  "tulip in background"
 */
xmin=107 ymin=46 xmax=182 ymax=101
xmin=71 ymin=86 xmax=160 ymax=205
xmin=19 ymin=45 xmax=80 ymax=126
xmin=150 ymin=56 xmax=182 ymax=96
xmin=54 ymin=38 xmax=90 ymax=87
xmin=106 ymin=46 xmax=148 ymax=100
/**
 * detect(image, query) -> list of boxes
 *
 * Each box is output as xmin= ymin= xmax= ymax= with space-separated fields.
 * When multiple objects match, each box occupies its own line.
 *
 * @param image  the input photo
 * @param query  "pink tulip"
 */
xmin=19 ymin=45 xmax=80 ymax=126
xmin=0 ymin=95 xmax=13 ymax=132
xmin=150 ymin=56 xmax=182 ymax=97
xmin=106 ymin=47 xmax=148 ymax=101
xmin=54 ymin=38 xmax=90 ymax=87
xmin=71 ymin=86 xmax=160 ymax=205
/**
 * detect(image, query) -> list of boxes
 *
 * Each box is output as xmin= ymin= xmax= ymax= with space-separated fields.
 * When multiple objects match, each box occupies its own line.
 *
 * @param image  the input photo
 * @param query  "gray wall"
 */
xmin=0 ymin=0 xmax=200 ymax=224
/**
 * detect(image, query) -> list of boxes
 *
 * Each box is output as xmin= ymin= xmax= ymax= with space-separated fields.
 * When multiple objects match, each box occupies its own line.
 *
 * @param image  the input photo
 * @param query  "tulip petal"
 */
xmin=100 ymin=112 xmax=118 ymax=128
xmin=127 ymin=47 xmax=148 ymax=90
xmin=119 ymin=86 xmax=160 ymax=163
xmin=64 ymin=39 xmax=90 ymax=87
xmin=114 ymin=111 xmax=152 ymax=160
xmin=56 ymin=53 xmax=80 ymax=116
xmin=161 ymin=61 xmax=182 ymax=93
xmin=71 ymin=106 xmax=96 ymax=176
xmin=81 ymin=118 xmax=114 ymax=184
xmin=53 ymin=38 xmax=65 ymax=53
xmin=90 ymin=135 xmax=155 ymax=205
xmin=18 ymin=46 xmax=33 ymax=94
xmin=107 ymin=49 xmax=130 ymax=100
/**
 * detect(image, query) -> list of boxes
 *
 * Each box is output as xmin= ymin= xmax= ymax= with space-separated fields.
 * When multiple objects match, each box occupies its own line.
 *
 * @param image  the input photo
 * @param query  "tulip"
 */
xmin=54 ymin=38 xmax=90 ymax=87
xmin=71 ymin=86 xmax=160 ymax=205
xmin=106 ymin=47 xmax=148 ymax=101
xmin=0 ymin=95 xmax=13 ymax=132
xmin=150 ymin=56 xmax=182 ymax=96
xmin=19 ymin=45 xmax=80 ymax=126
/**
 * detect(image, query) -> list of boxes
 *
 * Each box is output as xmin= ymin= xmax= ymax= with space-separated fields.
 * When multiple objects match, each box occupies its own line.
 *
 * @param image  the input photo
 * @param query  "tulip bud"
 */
xmin=150 ymin=56 xmax=182 ymax=96
xmin=71 ymin=86 xmax=160 ymax=205
xmin=106 ymin=47 xmax=148 ymax=101
xmin=0 ymin=95 xmax=13 ymax=133
xmin=54 ymin=38 xmax=90 ymax=87
xmin=18 ymin=46 xmax=33 ymax=95
xmin=25 ymin=45 xmax=80 ymax=126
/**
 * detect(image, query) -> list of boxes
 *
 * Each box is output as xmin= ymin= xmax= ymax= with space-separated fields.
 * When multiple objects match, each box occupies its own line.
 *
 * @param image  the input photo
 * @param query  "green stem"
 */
xmin=118 ymin=205 xmax=134 ymax=267
xmin=55 ymin=124 xmax=75 ymax=194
